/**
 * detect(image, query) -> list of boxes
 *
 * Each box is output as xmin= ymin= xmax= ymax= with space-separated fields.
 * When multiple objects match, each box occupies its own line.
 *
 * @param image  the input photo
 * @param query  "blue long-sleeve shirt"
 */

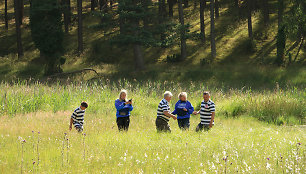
xmin=172 ymin=100 xmax=194 ymax=119
xmin=115 ymin=99 xmax=133 ymax=118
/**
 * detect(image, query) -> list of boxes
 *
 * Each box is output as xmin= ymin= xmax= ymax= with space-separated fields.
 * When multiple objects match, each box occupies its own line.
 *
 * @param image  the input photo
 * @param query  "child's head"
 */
xmin=203 ymin=91 xmax=210 ymax=101
xmin=119 ymin=89 xmax=128 ymax=101
xmin=178 ymin=92 xmax=187 ymax=101
xmin=80 ymin=101 xmax=88 ymax=110
xmin=164 ymin=91 xmax=173 ymax=102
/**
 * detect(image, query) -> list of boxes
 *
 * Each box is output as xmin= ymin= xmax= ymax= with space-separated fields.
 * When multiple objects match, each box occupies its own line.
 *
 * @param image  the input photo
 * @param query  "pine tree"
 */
xmin=30 ymin=0 xmax=64 ymax=75
xmin=116 ymin=0 xmax=157 ymax=70
xmin=200 ymin=0 xmax=206 ymax=43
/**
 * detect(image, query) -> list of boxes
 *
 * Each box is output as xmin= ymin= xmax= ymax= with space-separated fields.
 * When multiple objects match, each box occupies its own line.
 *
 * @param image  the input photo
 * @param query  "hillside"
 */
xmin=0 ymin=0 xmax=305 ymax=88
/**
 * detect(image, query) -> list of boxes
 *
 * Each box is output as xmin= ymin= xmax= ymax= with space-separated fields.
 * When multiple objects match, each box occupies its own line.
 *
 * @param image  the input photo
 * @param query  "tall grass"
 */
xmin=0 ymin=80 xmax=305 ymax=173
xmin=0 ymin=80 xmax=304 ymax=125
xmin=0 ymin=112 xmax=304 ymax=173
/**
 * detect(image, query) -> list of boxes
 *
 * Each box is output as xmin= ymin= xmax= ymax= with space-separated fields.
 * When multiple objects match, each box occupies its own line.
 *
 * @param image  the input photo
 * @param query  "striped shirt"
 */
xmin=200 ymin=99 xmax=215 ymax=125
xmin=71 ymin=107 xmax=85 ymax=128
xmin=157 ymin=99 xmax=171 ymax=122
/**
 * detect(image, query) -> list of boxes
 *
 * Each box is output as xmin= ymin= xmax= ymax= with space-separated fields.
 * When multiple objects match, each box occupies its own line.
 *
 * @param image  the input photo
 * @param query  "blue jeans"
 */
xmin=177 ymin=118 xmax=190 ymax=130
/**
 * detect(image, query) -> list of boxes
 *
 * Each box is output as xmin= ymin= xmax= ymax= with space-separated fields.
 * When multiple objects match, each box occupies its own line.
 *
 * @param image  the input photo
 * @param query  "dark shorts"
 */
xmin=156 ymin=117 xmax=171 ymax=133
xmin=75 ymin=125 xmax=83 ymax=132
xmin=196 ymin=123 xmax=210 ymax=132
xmin=177 ymin=118 xmax=190 ymax=130
xmin=116 ymin=116 xmax=130 ymax=131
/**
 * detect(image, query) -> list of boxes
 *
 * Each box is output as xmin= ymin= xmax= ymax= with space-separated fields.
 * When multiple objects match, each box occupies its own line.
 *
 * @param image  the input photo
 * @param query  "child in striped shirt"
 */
xmin=193 ymin=91 xmax=215 ymax=131
xmin=69 ymin=101 xmax=88 ymax=132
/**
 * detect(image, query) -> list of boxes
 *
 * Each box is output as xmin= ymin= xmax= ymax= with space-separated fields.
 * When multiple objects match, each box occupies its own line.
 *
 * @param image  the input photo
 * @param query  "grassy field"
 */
xmin=0 ymin=1 xmax=305 ymax=173
xmin=0 ymin=80 xmax=305 ymax=173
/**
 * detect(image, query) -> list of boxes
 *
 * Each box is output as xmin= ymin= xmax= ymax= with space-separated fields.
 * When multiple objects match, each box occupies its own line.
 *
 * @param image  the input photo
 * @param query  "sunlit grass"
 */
xmin=0 ymin=80 xmax=305 ymax=173
xmin=0 ymin=111 xmax=305 ymax=173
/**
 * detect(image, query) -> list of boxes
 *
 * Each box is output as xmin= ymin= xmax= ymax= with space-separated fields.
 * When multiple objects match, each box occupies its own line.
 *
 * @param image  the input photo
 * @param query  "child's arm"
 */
xmin=171 ymin=103 xmax=178 ymax=115
xmin=70 ymin=110 xmax=77 ymax=131
xmin=192 ymin=109 xmax=200 ymax=115
xmin=209 ymin=112 xmax=215 ymax=128
xmin=188 ymin=102 xmax=194 ymax=114
xmin=164 ymin=111 xmax=177 ymax=120
xmin=69 ymin=117 xmax=73 ymax=131
xmin=209 ymin=103 xmax=216 ymax=128
xmin=115 ymin=100 xmax=127 ymax=110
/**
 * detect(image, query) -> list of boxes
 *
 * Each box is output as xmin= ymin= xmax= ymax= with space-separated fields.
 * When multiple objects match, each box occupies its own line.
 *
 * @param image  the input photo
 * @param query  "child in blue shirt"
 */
xmin=115 ymin=89 xmax=133 ymax=131
xmin=172 ymin=92 xmax=194 ymax=130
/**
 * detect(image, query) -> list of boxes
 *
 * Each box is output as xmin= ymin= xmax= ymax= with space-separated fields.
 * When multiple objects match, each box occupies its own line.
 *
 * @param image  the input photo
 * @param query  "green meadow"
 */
xmin=0 ymin=80 xmax=305 ymax=173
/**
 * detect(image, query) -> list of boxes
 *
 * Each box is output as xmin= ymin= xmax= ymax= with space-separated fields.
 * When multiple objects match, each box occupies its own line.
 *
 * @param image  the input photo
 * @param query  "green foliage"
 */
xmin=275 ymin=25 xmax=286 ymax=66
xmin=114 ymin=0 xmax=156 ymax=46
xmin=285 ymin=0 xmax=306 ymax=40
xmin=30 ymin=0 xmax=64 ymax=75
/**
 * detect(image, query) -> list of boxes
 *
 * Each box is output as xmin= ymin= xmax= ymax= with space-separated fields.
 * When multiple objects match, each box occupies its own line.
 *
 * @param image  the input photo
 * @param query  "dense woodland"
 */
xmin=0 ymin=0 xmax=305 ymax=75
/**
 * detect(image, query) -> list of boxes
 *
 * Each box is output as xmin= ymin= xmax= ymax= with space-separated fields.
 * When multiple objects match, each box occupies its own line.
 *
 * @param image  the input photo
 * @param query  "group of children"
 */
xmin=69 ymin=90 xmax=215 ymax=133
xmin=155 ymin=91 xmax=215 ymax=132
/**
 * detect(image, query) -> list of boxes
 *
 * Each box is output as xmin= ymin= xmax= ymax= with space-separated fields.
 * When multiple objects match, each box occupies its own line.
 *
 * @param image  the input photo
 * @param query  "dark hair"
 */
xmin=81 ymin=101 xmax=88 ymax=108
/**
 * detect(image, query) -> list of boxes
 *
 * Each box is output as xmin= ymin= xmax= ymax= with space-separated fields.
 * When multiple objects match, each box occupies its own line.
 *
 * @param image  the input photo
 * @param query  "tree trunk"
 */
xmin=62 ymin=0 xmax=70 ymax=33
xmin=178 ymin=0 xmax=187 ymax=60
xmin=200 ymin=0 xmax=206 ymax=43
xmin=247 ymin=0 xmax=253 ymax=39
xmin=262 ymin=0 xmax=269 ymax=26
xmin=67 ymin=0 xmax=71 ymax=25
xmin=159 ymin=0 xmax=167 ymax=41
xmin=168 ymin=0 xmax=174 ymax=17
xmin=5 ymin=0 xmax=8 ymax=30
xmin=77 ymin=0 xmax=83 ymax=53
xmin=183 ymin=0 xmax=188 ymax=7
xmin=19 ymin=0 xmax=24 ymax=25
xmin=14 ymin=0 xmax=23 ymax=58
xmin=215 ymin=0 xmax=219 ymax=18
xmin=91 ymin=0 xmax=97 ymax=11
xmin=210 ymin=0 xmax=216 ymax=60
xmin=293 ymin=36 xmax=304 ymax=62
xmin=142 ymin=0 xmax=149 ymax=29
xmin=63 ymin=0 xmax=71 ymax=33
xmin=278 ymin=0 xmax=283 ymax=27
xmin=275 ymin=0 xmax=285 ymax=66
xmin=159 ymin=0 xmax=167 ymax=18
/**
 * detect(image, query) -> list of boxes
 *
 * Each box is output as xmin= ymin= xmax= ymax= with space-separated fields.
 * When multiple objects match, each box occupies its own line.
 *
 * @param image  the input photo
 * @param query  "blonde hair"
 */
xmin=164 ymin=91 xmax=173 ymax=98
xmin=203 ymin=91 xmax=210 ymax=96
xmin=178 ymin=92 xmax=187 ymax=99
xmin=119 ymin=89 xmax=127 ymax=101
